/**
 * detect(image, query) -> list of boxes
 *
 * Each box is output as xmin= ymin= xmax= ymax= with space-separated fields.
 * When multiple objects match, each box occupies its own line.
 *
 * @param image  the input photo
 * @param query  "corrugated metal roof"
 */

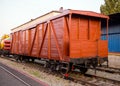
xmin=47 ymin=9 xmax=109 ymax=20
xmin=109 ymin=13 xmax=120 ymax=21
xmin=11 ymin=10 xmax=61 ymax=31
xmin=69 ymin=10 xmax=109 ymax=19
xmin=11 ymin=9 xmax=109 ymax=33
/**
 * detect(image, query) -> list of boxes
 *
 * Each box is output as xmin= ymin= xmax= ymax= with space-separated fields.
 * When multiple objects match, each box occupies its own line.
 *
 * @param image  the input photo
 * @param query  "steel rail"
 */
xmin=84 ymin=73 xmax=120 ymax=84
xmin=96 ymin=66 xmax=120 ymax=74
xmin=67 ymin=76 xmax=99 ymax=86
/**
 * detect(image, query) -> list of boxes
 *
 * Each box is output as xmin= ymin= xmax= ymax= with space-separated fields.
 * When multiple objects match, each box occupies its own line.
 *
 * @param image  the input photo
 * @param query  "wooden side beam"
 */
xmin=48 ymin=23 xmax=51 ymax=59
xmin=14 ymin=32 xmax=17 ymax=53
xmin=20 ymin=31 xmax=23 ymax=54
xmin=63 ymin=16 xmax=70 ymax=57
xmin=28 ymin=29 xmax=31 ymax=56
xmin=29 ymin=25 xmax=40 ymax=55
xmin=64 ymin=17 xmax=70 ymax=40
xmin=17 ymin=31 xmax=19 ymax=54
xmin=68 ymin=14 xmax=72 ymax=57
xmin=24 ymin=31 xmax=26 ymax=54
xmin=50 ymin=21 xmax=63 ymax=60
xmin=36 ymin=25 xmax=39 ymax=58
xmin=69 ymin=14 xmax=72 ymax=38
xmin=38 ymin=23 xmax=48 ymax=57
xmin=10 ymin=33 xmax=14 ymax=53
xmin=88 ymin=19 xmax=90 ymax=40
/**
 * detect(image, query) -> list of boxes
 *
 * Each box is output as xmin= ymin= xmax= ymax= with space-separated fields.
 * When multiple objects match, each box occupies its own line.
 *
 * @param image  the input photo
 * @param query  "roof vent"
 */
xmin=59 ymin=7 xmax=63 ymax=12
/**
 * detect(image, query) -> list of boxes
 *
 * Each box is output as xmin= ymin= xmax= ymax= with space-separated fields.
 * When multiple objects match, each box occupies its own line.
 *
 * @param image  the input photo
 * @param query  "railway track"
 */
xmin=96 ymin=66 xmax=120 ymax=74
xmin=1 ymin=56 xmax=120 ymax=86
xmin=63 ymin=73 xmax=99 ymax=86
xmin=64 ymin=71 xmax=120 ymax=86
xmin=25 ymin=59 xmax=120 ymax=85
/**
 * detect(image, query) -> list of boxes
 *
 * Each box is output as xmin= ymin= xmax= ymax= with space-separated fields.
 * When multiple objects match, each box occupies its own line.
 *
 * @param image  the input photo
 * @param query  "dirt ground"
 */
xmin=108 ymin=54 xmax=120 ymax=68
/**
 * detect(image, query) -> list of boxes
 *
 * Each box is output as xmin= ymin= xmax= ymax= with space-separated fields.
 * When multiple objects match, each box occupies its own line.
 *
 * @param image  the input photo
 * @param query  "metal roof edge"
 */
xmin=11 ymin=10 xmax=61 ymax=31
xmin=69 ymin=9 xmax=109 ymax=19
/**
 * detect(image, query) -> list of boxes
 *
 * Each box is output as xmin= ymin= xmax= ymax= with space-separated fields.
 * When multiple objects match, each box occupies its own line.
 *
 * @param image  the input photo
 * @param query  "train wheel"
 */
xmin=60 ymin=62 xmax=71 ymax=78
xmin=19 ymin=56 xmax=23 ymax=62
xmin=79 ymin=64 xmax=88 ymax=74
xmin=15 ymin=55 xmax=23 ymax=62
xmin=60 ymin=68 xmax=68 ymax=75
xmin=31 ymin=58 xmax=35 ymax=62
xmin=49 ymin=64 xmax=57 ymax=72
xmin=44 ymin=61 xmax=50 ymax=68
xmin=44 ymin=61 xmax=56 ymax=73
xmin=79 ymin=67 xmax=88 ymax=74
xmin=15 ymin=56 xmax=19 ymax=62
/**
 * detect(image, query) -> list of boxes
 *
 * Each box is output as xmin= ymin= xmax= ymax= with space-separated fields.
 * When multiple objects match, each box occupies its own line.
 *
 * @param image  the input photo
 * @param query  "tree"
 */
xmin=100 ymin=0 xmax=120 ymax=15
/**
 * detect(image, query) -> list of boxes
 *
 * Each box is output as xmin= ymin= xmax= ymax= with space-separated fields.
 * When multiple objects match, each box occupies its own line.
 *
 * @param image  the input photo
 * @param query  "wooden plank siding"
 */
xmin=11 ymin=10 xmax=109 ymax=62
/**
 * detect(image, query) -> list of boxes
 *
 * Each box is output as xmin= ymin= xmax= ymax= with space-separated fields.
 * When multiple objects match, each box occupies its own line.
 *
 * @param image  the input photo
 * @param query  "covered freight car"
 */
xmin=11 ymin=9 xmax=109 ymax=74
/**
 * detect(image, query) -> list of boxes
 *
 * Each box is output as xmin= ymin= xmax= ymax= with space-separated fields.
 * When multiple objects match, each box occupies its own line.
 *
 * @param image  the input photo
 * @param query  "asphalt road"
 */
xmin=0 ymin=67 xmax=27 ymax=86
xmin=0 ymin=62 xmax=48 ymax=86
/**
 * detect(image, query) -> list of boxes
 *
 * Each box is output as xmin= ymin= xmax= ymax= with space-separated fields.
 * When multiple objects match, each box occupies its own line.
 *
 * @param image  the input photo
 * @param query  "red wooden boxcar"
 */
xmin=0 ymin=38 xmax=11 ymax=56
xmin=4 ymin=39 xmax=11 ymax=50
xmin=11 ymin=10 xmax=109 ymax=73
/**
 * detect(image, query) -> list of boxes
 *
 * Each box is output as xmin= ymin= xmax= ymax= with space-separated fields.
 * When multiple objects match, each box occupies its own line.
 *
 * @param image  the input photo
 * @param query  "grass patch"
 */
xmin=30 ymin=70 xmax=45 ymax=79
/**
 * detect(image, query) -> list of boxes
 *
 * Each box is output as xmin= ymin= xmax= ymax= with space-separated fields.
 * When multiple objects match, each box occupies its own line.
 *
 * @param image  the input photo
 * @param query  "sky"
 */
xmin=0 ymin=0 xmax=104 ymax=37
